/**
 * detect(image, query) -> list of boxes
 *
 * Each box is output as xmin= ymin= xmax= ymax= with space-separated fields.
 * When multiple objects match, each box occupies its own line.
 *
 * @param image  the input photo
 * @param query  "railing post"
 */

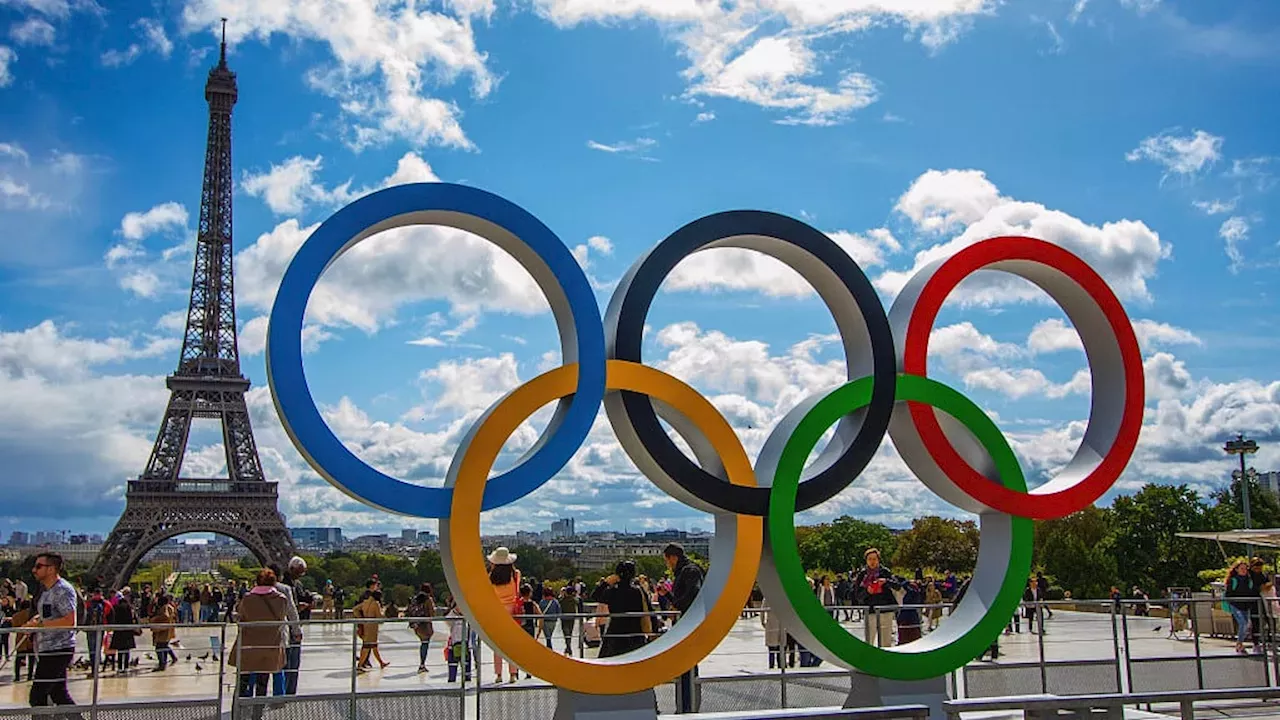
xmin=90 ymin=626 xmax=101 ymax=720
xmin=349 ymin=618 xmax=359 ymax=720
xmin=231 ymin=621 xmax=242 ymax=720
xmin=458 ymin=617 xmax=467 ymax=720
xmin=1036 ymin=601 xmax=1047 ymax=694
xmin=216 ymin=623 xmax=228 ymax=716
xmin=1120 ymin=604 xmax=1133 ymax=694
xmin=1190 ymin=597 xmax=1204 ymax=690
xmin=1110 ymin=601 xmax=1124 ymax=693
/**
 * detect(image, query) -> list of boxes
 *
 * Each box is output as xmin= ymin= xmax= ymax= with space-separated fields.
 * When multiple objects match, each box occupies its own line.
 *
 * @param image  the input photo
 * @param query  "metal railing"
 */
xmin=1 ymin=597 xmax=1277 ymax=718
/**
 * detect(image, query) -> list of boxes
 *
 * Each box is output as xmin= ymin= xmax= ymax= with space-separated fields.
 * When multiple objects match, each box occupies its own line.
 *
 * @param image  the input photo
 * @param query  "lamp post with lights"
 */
xmin=1225 ymin=433 xmax=1259 ymax=555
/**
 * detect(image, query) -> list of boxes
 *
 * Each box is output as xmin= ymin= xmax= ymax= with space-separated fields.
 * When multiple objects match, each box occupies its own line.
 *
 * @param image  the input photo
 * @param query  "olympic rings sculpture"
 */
xmin=266 ymin=183 xmax=1144 ymax=693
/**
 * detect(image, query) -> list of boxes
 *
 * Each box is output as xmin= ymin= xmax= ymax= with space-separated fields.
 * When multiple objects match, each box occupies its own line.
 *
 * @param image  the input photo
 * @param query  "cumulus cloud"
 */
xmin=663 ymin=228 xmax=902 ymax=297
xmin=181 ymin=0 xmax=495 ymax=150
xmin=533 ymin=0 xmax=994 ymax=126
xmin=1126 ymin=129 xmax=1223 ymax=179
xmin=241 ymin=151 xmax=441 ymax=216
xmin=103 ymin=202 xmax=191 ymax=297
xmin=878 ymin=168 xmax=1170 ymax=304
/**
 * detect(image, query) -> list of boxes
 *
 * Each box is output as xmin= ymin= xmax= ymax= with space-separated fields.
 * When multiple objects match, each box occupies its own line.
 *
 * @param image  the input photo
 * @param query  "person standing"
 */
xmin=852 ymin=548 xmax=898 ymax=648
xmin=82 ymin=586 xmax=107 ymax=677
xmin=149 ymin=593 xmax=179 ymax=671
xmin=592 ymin=561 xmax=652 ymax=657
xmin=108 ymin=588 xmax=138 ymax=673
xmin=1226 ymin=560 xmax=1261 ymax=654
xmin=664 ymin=543 xmax=704 ymax=711
xmin=230 ymin=569 xmax=288 ymax=720
xmin=557 ymin=586 xmax=579 ymax=656
xmin=279 ymin=557 xmax=309 ymax=695
xmin=538 ymin=587 xmax=561 ymax=650
xmin=486 ymin=547 xmax=522 ymax=684
xmin=406 ymin=588 xmax=437 ymax=674
xmin=24 ymin=552 xmax=81 ymax=712
xmin=268 ymin=562 xmax=303 ymax=695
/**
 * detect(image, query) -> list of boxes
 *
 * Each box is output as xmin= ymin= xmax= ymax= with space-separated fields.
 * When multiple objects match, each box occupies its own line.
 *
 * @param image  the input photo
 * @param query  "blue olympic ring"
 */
xmin=266 ymin=183 xmax=606 ymax=517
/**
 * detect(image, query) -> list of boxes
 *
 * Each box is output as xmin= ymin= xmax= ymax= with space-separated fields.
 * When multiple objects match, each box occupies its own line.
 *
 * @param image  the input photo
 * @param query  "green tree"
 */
xmin=891 ymin=516 xmax=980 ymax=574
xmin=1034 ymin=505 xmax=1117 ymax=599
xmin=796 ymin=515 xmax=896 ymax=573
xmin=634 ymin=555 xmax=669 ymax=581
xmin=1208 ymin=476 xmax=1280 ymax=531
xmin=1110 ymin=483 xmax=1222 ymax=593
xmin=415 ymin=549 xmax=447 ymax=594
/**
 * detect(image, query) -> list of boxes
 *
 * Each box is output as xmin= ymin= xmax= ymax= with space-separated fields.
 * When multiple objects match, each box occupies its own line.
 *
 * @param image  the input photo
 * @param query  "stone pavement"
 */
xmin=1 ymin=610 xmax=1274 ymax=717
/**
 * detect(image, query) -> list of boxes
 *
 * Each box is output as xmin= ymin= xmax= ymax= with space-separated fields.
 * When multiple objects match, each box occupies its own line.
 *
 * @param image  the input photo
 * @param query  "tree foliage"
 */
xmin=1109 ymin=484 xmax=1225 ymax=593
xmin=796 ymin=515 xmax=896 ymax=573
xmin=1033 ymin=506 xmax=1117 ymax=599
xmin=891 ymin=516 xmax=980 ymax=573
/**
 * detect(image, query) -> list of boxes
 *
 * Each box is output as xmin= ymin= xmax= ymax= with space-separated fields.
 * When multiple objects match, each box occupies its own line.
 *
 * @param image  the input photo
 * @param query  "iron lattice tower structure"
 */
xmin=90 ymin=23 xmax=295 ymax=589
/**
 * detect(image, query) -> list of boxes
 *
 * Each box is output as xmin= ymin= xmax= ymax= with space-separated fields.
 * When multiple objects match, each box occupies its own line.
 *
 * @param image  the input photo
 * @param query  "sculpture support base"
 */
xmin=845 ymin=672 xmax=950 ymax=720
xmin=554 ymin=689 xmax=658 ymax=720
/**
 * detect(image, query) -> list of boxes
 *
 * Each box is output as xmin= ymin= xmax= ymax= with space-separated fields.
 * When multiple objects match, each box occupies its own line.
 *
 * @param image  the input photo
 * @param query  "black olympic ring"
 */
xmin=604 ymin=210 xmax=897 ymax=516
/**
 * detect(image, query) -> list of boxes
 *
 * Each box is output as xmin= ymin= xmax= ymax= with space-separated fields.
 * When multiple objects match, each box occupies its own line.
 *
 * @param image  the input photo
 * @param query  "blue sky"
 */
xmin=1 ymin=0 xmax=1279 ymax=541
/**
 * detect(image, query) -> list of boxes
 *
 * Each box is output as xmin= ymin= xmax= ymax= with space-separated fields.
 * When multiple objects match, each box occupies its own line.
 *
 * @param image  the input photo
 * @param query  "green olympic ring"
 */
xmin=762 ymin=373 xmax=1033 ymax=681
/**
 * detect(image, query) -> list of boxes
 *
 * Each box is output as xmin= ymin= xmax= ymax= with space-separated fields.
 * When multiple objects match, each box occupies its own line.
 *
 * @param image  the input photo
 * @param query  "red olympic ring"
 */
xmin=900 ymin=237 xmax=1144 ymax=519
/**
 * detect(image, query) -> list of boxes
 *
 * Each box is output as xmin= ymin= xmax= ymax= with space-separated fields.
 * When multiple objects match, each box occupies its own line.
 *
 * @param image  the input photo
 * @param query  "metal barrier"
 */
xmin=2 ymin=597 xmax=1277 ymax=718
xmin=943 ymin=686 xmax=1280 ymax=720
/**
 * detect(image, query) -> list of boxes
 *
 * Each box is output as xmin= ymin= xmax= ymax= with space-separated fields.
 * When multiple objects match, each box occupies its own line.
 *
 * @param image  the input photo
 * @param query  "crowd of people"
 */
xmin=5 ymin=546 xmax=1280 ymax=714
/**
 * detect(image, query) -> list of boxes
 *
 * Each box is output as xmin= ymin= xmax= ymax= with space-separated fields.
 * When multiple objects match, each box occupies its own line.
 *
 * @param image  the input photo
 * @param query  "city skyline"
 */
xmin=2 ymin=1 xmax=1280 ymax=540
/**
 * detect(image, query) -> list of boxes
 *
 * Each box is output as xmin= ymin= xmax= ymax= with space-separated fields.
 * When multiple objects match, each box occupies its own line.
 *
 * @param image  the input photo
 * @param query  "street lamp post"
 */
xmin=1225 ymin=433 xmax=1260 ymax=556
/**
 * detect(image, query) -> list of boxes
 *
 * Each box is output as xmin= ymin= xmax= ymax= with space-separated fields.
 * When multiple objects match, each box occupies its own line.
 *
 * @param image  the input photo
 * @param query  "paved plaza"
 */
xmin=2 ymin=609 xmax=1276 ymax=718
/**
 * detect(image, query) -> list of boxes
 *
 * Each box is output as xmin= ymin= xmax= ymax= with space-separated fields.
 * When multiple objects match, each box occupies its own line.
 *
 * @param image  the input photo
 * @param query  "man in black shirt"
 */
xmin=664 ymin=543 xmax=703 ymax=712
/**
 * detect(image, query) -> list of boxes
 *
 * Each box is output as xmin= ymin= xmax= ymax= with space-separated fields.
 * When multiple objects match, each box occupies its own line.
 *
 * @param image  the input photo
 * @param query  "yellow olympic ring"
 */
xmin=440 ymin=360 xmax=763 ymax=694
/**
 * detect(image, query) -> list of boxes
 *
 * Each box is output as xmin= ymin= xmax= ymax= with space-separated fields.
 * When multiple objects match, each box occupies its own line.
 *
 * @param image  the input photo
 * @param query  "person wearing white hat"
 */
xmin=486 ymin=548 xmax=521 ymax=683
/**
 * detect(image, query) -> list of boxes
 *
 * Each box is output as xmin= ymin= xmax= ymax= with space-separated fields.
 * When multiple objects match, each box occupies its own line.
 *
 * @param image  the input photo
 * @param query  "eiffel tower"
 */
xmin=90 ymin=21 xmax=295 ymax=590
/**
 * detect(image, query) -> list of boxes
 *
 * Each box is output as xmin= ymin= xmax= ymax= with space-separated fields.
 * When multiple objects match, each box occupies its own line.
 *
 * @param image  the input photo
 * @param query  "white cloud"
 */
xmin=10 ymin=17 xmax=55 ymax=45
xmin=1126 ymin=129 xmax=1223 ymax=178
xmin=181 ymin=0 xmax=495 ymax=150
xmin=0 ymin=45 xmax=14 ymax=87
xmin=106 ymin=202 xmax=191 ymax=292
xmin=120 ymin=269 xmax=162 ymax=298
xmin=894 ymin=169 xmax=1002 ymax=233
xmin=0 ymin=141 xmax=28 ymax=164
xmin=0 ymin=174 xmax=50 ymax=209
xmin=0 ymin=320 xmax=175 ymax=378
xmin=101 ymin=18 xmax=173 ymax=67
xmin=586 ymin=137 xmax=658 ymax=160
xmin=961 ymin=366 xmax=1089 ymax=400
xmin=534 ymin=0 xmax=994 ymax=125
xmin=694 ymin=111 xmax=715 ymax=123
xmin=1028 ymin=317 xmax=1201 ymax=355
xmin=1218 ymin=215 xmax=1249 ymax=272
xmin=242 ymin=151 xmax=440 ymax=215
xmin=663 ymin=228 xmax=900 ymax=297
xmin=879 ymin=168 xmax=1169 ymax=304
xmin=1193 ymin=198 xmax=1236 ymax=215
xmin=119 ymin=201 xmax=188 ymax=241
xmin=587 ymin=235 xmax=613 ymax=255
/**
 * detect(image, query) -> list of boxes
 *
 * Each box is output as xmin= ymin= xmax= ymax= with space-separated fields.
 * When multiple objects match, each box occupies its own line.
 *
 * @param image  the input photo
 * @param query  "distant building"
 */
xmin=33 ymin=531 xmax=65 ymax=546
xmin=69 ymin=535 xmax=89 ymax=545
xmin=90 ymin=534 xmax=104 ymax=544
xmin=8 ymin=531 xmax=29 ymax=546
xmin=350 ymin=534 xmax=390 ymax=549
xmin=401 ymin=529 xmax=418 ymax=543
xmin=551 ymin=518 xmax=575 ymax=539
xmin=417 ymin=531 xmax=437 ymax=546
xmin=291 ymin=527 xmax=344 ymax=550
xmin=1258 ymin=471 xmax=1280 ymax=498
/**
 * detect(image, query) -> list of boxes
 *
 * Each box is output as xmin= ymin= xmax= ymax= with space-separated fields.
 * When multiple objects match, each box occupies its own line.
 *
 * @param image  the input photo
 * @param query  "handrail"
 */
xmin=943 ymin=687 xmax=1280 ymax=720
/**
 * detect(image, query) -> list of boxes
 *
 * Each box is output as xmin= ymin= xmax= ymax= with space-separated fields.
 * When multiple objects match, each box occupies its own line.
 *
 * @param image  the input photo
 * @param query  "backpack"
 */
xmin=84 ymin=597 xmax=107 ymax=627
